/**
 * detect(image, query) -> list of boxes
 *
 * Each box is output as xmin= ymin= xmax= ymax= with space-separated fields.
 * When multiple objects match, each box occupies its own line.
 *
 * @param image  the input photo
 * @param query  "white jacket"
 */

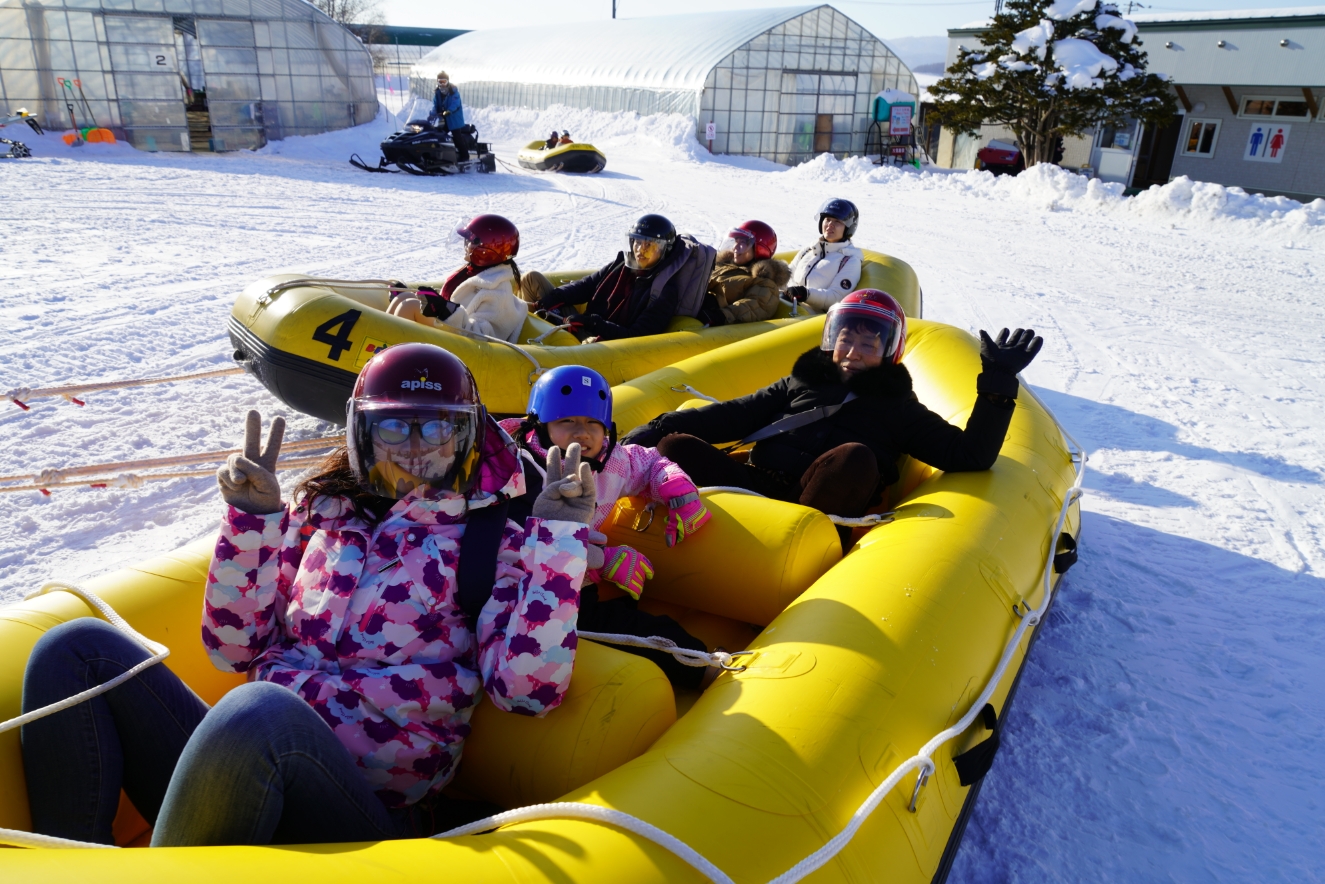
xmin=788 ymin=240 xmax=863 ymax=312
xmin=442 ymin=264 xmax=529 ymax=343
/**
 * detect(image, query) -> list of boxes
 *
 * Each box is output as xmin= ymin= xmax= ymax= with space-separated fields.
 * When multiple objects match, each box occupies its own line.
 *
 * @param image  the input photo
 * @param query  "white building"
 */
xmin=939 ymin=6 xmax=1325 ymax=200
xmin=0 ymin=0 xmax=377 ymax=152
xmin=413 ymin=5 xmax=919 ymax=166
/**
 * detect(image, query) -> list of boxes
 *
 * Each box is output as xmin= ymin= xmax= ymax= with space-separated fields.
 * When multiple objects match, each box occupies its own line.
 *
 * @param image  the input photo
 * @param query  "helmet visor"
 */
xmin=348 ymin=404 xmax=484 ymax=499
xmin=821 ymin=313 xmax=903 ymax=363
xmin=720 ymin=228 xmax=755 ymax=260
xmin=625 ymin=235 xmax=667 ymax=270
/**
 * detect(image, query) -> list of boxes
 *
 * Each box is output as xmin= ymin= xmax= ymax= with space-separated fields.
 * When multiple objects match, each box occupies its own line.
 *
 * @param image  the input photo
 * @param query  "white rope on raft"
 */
xmin=4 ymin=366 xmax=246 ymax=411
xmin=695 ymin=486 xmax=895 ymax=528
xmin=578 ymin=632 xmax=751 ymax=671
xmin=0 ymin=382 xmax=1087 ymax=883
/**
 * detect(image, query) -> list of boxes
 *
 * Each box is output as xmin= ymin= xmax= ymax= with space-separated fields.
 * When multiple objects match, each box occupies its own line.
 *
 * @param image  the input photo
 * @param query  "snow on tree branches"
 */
xmin=932 ymin=0 xmax=1176 ymax=167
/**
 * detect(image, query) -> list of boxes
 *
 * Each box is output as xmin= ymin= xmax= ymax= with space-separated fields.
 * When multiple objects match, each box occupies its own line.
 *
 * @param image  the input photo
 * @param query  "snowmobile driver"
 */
xmin=429 ymin=71 xmax=475 ymax=162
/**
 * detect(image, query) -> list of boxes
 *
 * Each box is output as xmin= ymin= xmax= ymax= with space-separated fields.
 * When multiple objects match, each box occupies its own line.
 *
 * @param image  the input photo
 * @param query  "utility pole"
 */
xmin=994 ymin=0 xmax=1003 ymax=14
xmin=612 ymin=0 xmax=616 ymax=18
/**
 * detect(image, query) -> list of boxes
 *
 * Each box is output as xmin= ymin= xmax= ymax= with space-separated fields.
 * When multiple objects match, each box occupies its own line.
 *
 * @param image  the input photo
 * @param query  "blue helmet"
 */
xmin=816 ymin=197 xmax=859 ymax=239
xmin=527 ymin=365 xmax=613 ymax=426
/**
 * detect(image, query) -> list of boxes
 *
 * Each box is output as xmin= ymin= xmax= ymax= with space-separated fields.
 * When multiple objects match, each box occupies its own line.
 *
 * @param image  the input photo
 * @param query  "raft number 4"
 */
xmin=312 ymin=309 xmax=361 ymax=361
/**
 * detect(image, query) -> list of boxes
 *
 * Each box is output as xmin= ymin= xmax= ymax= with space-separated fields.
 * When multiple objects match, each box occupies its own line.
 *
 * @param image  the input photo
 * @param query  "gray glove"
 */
xmin=587 ymin=530 xmax=607 ymax=570
xmin=216 ymin=410 xmax=285 ymax=515
xmin=531 ymin=442 xmax=598 ymax=525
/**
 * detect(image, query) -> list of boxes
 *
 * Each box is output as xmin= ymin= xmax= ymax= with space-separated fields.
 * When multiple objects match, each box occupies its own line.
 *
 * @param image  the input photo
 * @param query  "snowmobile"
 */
xmin=350 ymin=117 xmax=496 ymax=176
xmin=1 ymin=109 xmax=43 ymax=159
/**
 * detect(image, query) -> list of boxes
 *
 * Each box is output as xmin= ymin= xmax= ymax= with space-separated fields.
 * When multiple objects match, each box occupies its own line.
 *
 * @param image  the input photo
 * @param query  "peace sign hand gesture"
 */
xmin=531 ymin=442 xmax=598 ymax=525
xmin=216 ymin=409 xmax=286 ymax=515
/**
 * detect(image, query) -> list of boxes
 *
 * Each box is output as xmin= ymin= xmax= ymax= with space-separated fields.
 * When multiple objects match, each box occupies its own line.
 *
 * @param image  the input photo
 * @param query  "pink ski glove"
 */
xmin=601 ymin=545 xmax=654 ymax=600
xmin=659 ymin=477 xmax=711 ymax=548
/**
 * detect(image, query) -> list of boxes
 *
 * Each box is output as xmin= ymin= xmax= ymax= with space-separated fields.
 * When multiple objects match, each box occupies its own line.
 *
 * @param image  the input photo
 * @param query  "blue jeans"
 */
xmin=21 ymin=619 xmax=420 ymax=846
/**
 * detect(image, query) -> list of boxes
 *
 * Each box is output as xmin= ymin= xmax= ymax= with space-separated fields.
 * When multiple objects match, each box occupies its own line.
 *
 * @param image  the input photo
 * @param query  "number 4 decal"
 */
xmin=311 ymin=309 xmax=361 ymax=361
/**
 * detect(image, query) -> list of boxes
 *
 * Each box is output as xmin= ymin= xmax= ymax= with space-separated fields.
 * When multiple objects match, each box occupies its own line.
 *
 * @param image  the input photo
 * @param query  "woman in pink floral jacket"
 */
xmin=20 ymin=344 xmax=595 ymax=847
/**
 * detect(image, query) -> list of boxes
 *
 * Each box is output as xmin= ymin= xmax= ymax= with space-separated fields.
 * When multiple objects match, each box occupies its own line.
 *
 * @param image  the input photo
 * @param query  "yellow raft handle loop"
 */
xmin=526 ymin=322 xmax=573 ymax=345
xmin=261 ymin=277 xmax=404 ymax=303
xmin=630 ymin=503 xmax=656 ymax=532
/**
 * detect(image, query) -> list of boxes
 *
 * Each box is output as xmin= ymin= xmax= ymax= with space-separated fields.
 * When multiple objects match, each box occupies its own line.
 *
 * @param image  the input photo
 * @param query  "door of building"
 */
xmin=1130 ymin=118 xmax=1182 ymax=189
xmin=781 ymin=72 xmax=857 ymax=162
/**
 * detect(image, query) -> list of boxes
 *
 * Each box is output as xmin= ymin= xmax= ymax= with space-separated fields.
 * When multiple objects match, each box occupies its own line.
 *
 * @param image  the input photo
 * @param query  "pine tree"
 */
xmin=932 ymin=0 xmax=1177 ymax=167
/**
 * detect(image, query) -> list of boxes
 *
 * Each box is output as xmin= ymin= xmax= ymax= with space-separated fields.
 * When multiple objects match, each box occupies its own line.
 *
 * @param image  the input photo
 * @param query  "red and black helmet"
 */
xmin=821 ymin=289 xmax=907 ymax=365
xmin=345 ymin=342 xmax=488 ymax=498
xmin=456 ymin=214 xmax=519 ymax=269
xmin=727 ymin=220 xmax=777 ymax=260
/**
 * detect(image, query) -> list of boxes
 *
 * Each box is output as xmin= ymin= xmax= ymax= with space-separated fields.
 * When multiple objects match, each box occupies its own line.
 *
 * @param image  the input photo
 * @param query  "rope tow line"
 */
xmin=5 ymin=366 xmax=245 ymax=411
xmin=0 ymin=379 xmax=1086 ymax=884
xmin=0 ymin=436 xmax=340 ymax=495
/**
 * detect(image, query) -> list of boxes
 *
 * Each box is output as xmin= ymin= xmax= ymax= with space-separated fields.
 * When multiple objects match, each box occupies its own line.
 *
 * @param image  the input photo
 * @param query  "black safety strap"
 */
xmin=455 ymin=499 xmax=511 ymax=625
xmin=952 ymin=703 xmax=1001 ymax=786
xmin=726 ymin=392 xmax=858 ymax=450
xmin=1053 ymin=532 xmax=1078 ymax=574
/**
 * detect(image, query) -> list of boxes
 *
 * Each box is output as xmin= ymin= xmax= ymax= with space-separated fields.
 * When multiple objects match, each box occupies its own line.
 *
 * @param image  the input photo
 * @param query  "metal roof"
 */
xmin=414 ymin=5 xmax=817 ymax=91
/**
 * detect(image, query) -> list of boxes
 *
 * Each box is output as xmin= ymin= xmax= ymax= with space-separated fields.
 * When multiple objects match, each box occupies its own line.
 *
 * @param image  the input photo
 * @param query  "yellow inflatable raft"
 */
xmin=227 ymin=250 xmax=921 ymax=422
xmin=0 ymin=315 xmax=1080 ymax=884
xmin=516 ymin=140 xmax=607 ymax=173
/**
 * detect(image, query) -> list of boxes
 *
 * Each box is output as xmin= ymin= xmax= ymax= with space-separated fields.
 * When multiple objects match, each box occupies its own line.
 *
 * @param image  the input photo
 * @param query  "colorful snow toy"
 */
xmin=517 ymin=139 xmax=606 ymax=174
xmin=0 ymin=313 xmax=1082 ymax=884
xmin=225 ymin=250 xmax=922 ymax=423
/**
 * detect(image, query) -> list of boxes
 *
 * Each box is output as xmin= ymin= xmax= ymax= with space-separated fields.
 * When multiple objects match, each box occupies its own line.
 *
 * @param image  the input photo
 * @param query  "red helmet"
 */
xmin=456 ymin=214 xmax=519 ymax=269
xmin=724 ymin=220 xmax=777 ymax=261
xmin=346 ymin=342 xmax=488 ymax=498
xmin=821 ymin=289 xmax=907 ymax=365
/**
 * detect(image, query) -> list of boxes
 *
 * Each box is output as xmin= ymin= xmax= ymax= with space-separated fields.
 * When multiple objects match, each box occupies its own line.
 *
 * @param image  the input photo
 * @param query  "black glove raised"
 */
xmin=979 ymin=328 xmax=1043 ymax=375
xmin=785 ymin=285 xmax=809 ymax=303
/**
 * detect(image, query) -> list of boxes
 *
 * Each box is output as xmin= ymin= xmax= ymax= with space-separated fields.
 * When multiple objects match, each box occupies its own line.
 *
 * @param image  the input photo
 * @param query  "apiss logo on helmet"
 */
xmin=401 ymin=368 xmax=444 ymax=391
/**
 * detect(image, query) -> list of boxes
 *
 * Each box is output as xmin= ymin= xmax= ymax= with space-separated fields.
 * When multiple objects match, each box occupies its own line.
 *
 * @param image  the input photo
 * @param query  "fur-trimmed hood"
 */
xmin=790 ymin=347 xmax=913 ymax=399
xmin=715 ymin=251 xmax=792 ymax=287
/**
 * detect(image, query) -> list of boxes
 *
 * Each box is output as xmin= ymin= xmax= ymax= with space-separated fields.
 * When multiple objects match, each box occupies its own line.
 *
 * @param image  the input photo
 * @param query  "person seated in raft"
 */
xmin=500 ymin=365 xmax=714 ymax=689
xmin=18 ymin=342 xmax=596 ymax=846
xmin=624 ymin=290 xmax=1043 ymax=548
xmin=784 ymin=198 xmax=864 ymax=312
xmin=387 ymin=213 xmax=529 ymax=343
xmin=707 ymin=220 xmax=792 ymax=324
xmin=558 ymin=130 xmax=574 ymax=145
xmin=545 ymin=130 xmax=560 ymax=150
xmin=528 ymin=213 xmax=690 ymax=341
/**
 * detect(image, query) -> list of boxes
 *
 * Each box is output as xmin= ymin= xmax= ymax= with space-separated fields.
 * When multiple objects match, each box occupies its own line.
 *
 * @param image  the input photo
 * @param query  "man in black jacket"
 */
xmin=623 ymin=290 xmax=1042 ymax=539
xmin=538 ymin=214 xmax=686 ymax=341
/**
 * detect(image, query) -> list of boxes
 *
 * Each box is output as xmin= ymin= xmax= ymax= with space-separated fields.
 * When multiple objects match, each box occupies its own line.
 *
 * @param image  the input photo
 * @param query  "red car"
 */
xmin=977 ymin=140 xmax=1024 ymax=176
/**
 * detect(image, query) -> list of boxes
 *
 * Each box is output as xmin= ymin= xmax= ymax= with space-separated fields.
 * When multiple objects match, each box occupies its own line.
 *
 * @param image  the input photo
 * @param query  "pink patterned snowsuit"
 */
xmin=202 ymin=449 xmax=588 ymax=809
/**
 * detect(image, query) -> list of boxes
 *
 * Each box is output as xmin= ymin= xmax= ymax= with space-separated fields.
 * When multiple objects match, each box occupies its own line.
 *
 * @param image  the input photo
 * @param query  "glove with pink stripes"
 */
xmin=659 ymin=477 xmax=711 ymax=548
xmin=600 ymin=545 xmax=654 ymax=600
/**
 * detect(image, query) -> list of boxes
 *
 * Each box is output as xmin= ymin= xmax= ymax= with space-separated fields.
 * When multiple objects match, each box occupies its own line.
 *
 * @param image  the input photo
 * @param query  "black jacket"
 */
xmin=540 ymin=250 xmax=682 ymax=340
xmin=629 ymin=348 xmax=1019 ymax=486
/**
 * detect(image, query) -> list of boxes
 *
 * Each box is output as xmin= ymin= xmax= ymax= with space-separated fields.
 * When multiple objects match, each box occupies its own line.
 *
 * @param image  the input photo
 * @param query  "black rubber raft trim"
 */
xmin=229 ymin=316 xmax=357 ymax=425
xmin=930 ymin=575 xmax=1067 ymax=883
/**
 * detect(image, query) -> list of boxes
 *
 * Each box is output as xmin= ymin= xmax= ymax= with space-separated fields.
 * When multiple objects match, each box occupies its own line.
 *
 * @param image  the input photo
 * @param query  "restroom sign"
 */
xmin=1244 ymin=123 xmax=1290 ymax=163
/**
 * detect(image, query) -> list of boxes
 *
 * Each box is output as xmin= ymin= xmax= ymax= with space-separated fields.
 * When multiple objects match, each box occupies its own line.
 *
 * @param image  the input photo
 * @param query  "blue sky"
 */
xmin=381 ymin=0 xmax=1310 ymax=45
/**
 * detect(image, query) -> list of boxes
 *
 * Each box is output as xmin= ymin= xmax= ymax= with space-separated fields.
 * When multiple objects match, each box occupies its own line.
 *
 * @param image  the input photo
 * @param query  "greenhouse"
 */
xmin=0 ymin=0 xmax=376 ymax=152
xmin=413 ymin=4 xmax=918 ymax=165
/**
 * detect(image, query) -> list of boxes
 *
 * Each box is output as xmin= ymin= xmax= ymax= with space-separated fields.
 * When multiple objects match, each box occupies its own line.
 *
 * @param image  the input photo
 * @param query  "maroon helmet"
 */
xmin=821 ymin=289 xmax=907 ymax=365
xmin=345 ymin=342 xmax=488 ymax=498
xmin=456 ymin=214 xmax=519 ymax=269
xmin=724 ymin=220 xmax=777 ymax=261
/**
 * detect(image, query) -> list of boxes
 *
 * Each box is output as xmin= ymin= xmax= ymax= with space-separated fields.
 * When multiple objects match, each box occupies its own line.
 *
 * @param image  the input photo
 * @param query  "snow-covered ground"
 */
xmin=2 ymin=105 xmax=1323 ymax=880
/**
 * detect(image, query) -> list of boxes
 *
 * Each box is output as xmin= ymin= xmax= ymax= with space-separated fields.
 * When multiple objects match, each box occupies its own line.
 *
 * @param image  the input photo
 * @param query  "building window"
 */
xmin=1181 ymin=118 xmax=1220 ymax=157
xmin=1239 ymin=96 xmax=1312 ymax=120
xmin=1098 ymin=120 xmax=1136 ymax=150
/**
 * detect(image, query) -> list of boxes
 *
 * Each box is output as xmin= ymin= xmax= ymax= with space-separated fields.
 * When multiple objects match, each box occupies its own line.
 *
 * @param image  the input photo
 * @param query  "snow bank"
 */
xmin=782 ymin=153 xmax=1325 ymax=240
xmin=471 ymin=104 xmax=710 ymax=162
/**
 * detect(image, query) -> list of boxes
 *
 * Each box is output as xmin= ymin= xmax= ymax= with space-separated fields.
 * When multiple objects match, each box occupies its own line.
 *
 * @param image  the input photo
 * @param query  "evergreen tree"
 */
xmin=932 ymin=0 xmax=1176 ymax=166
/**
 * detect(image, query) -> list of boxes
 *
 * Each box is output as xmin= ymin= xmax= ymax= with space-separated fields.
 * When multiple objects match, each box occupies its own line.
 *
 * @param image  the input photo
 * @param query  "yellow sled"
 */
xmin=0 ymin=313 xmax=1080 ymax=883
xmin=227 ymin=250 xmax=921 ymax=422
xmin=517 ymin=140 xmax=607 ymax=173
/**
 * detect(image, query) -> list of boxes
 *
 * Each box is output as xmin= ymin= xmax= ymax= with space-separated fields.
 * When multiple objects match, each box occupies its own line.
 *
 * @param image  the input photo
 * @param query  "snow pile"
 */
xmin=781 ymin=153 xmax=1325 ymax=239
xmin=1052 ymin=37 xmax=1119 ymax=88
xmin=471 ymin=104 xmax=708 ymax=162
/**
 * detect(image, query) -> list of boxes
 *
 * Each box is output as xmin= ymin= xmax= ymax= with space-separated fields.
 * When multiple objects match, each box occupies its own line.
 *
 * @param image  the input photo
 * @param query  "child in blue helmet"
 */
xmin=499 ymin=365 xmax=714 ymax=688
